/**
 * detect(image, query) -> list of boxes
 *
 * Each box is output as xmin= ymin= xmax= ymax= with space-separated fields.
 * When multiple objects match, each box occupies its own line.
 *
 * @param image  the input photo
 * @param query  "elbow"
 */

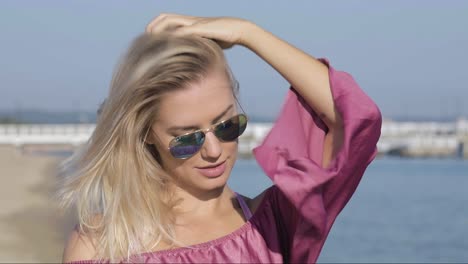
xmin=367 ymin=102 xmax=383 ymax=129
xmin=368 ymin=101 xmax=382 ymax=122
xmin=326 ymin=97 xmax=382 ymax=139
xmin=364 ymin=102 xmax=383 ymax=144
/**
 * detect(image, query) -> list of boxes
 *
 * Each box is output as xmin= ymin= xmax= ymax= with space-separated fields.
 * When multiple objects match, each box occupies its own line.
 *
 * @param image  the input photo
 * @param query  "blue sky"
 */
xmin=1 ymin=0 xmax=467 ymax=120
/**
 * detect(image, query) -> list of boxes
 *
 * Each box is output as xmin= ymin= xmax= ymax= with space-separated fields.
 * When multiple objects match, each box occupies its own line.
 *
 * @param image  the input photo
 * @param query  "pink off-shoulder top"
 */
xmin=70 ymin=58 xmax=382 ymax=263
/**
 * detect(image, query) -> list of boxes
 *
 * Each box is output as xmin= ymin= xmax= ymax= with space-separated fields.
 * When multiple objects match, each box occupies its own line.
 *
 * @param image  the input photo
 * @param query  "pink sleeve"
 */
xmin=253 ymin=58 xmax=382 ymax=263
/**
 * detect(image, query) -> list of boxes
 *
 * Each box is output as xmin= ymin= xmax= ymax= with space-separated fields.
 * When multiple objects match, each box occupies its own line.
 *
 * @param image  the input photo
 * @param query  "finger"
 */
xmin=173 ymin=27 xmax=232 ymax=49
xmin=146 ymin=13 xmax=196 ymax=34
xmin=171 ymin=26 xmax=192 ymax=36
xmin=172 ymin=23 xmax=210 ymax=38
xmin=146 ymin=13 xmax=172 ymax=33
xmin=149 ymin=16 xmax=193 ymax=35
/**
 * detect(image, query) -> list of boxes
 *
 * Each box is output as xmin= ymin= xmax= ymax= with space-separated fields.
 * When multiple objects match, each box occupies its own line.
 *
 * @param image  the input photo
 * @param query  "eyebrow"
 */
xmin=167 ymin=104 xmax=234 ymax=133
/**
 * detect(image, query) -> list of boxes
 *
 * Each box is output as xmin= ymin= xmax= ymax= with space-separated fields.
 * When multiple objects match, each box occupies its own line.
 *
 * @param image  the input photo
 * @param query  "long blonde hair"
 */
xmin=57 ymin=33 xmax=238 ymax=261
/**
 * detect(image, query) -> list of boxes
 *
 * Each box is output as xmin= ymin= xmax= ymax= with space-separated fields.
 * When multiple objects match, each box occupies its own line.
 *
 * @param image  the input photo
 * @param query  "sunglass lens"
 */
xmin=169 ymin=132 xmax=205 ymax=159
xmin=214 ymin=114 xmax=248 ymax=142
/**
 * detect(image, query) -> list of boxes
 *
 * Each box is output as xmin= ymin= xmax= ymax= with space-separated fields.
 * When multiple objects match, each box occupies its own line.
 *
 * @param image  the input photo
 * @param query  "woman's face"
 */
xmin=151 ymin=68 xmax=239 ymax=196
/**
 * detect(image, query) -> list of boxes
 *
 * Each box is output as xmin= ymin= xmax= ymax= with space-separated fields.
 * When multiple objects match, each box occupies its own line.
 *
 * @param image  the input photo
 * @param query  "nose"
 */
xmin=200 ymin=131 xmax=222 ymax=160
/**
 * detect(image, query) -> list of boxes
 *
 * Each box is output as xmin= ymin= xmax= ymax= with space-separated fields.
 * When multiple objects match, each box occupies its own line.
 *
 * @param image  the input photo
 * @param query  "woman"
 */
xmin=61 ymin=14 xmax=381 ymax=263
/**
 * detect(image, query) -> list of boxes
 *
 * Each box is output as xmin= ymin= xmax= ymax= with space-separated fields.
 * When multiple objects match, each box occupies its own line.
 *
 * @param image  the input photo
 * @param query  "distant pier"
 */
xmin=1 ymin=119 xmax=468 ymax=159
xmin=379 ymin=118 xmax=468 ymax=159
xmin=0 ymin=123 xmax=271 ymax=158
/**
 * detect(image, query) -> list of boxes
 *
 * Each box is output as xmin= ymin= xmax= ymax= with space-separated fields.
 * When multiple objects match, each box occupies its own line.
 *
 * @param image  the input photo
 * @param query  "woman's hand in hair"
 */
xmin=146 ymin=13 xmax=344 ymax=167
xmin=145 ymin=13 xmax=255 ymax=49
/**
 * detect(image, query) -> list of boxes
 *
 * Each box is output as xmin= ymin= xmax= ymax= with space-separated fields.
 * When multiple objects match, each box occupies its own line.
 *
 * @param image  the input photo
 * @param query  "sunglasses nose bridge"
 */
xmin=201 ymin=126 xmax=216 ymax=136
xmin=200 ymin=126 xmax=222 ymax=159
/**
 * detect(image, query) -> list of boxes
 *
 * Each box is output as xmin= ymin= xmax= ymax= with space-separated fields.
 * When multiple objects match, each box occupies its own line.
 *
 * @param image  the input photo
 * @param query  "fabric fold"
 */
xmin=253 ymin=58 xmax=382 ymax=263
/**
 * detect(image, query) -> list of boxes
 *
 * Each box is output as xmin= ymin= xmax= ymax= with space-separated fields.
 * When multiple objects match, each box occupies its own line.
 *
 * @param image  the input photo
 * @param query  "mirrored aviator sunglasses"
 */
xmin=168 ymin=114 xmax=248 ymax=159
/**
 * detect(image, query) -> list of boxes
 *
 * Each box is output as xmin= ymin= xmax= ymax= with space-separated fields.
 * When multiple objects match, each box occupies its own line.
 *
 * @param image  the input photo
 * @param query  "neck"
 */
xmin=170 ymin=184 xmax=235 ymax=218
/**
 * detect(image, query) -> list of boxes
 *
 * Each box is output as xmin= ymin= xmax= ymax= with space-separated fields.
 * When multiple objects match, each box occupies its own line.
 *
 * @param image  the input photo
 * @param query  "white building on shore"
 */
xmin=1 ymin=118 xmax=468 ymax=158
xmin=379 ymin=118 xmax=468 ymax=158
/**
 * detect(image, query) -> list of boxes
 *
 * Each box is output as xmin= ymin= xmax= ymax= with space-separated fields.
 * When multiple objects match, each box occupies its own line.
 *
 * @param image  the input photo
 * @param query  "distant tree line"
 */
xmin=0 ymin=117 xmax=21 ymax=124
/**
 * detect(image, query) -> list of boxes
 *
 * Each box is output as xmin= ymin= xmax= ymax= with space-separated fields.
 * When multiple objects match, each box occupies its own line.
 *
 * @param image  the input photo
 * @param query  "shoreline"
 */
xmin=0 ymin=146 xmax=74 ymax=262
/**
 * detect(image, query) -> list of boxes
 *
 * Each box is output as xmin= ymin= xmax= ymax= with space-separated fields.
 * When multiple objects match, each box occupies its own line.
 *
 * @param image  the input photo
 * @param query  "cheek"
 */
xmin=223 ymin=141 xmax=239 ymax=157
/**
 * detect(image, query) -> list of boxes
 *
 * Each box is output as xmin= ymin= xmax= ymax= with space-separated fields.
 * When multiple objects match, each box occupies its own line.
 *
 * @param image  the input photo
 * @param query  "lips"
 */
xmin=196 ymin=161 xmax=226 ymax=178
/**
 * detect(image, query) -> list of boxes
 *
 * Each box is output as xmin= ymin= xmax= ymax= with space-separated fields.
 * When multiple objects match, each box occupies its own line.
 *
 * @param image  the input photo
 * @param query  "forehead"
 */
xmin=157 ymin=69 xmax=235 ymax=126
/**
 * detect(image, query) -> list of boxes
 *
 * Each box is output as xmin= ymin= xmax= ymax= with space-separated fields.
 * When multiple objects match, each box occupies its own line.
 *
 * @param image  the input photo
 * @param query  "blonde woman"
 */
xmin=61 ymin=14 xmax=381 ymax=263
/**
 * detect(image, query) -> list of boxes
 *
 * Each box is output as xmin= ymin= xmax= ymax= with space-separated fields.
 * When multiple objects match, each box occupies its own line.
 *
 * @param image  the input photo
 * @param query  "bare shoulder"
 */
xmin=62 ymin=227 xmax=97 ymax=263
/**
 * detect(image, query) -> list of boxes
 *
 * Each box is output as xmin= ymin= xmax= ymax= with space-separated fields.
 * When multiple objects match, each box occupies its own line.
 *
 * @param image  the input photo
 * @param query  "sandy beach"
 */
xmin=0 ymin=146 xmax=74 ymax=263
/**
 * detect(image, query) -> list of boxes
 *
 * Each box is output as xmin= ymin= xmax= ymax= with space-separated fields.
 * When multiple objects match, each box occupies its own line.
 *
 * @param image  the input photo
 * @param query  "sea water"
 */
xmin=229 ymin=157 xmax=468 ymax=263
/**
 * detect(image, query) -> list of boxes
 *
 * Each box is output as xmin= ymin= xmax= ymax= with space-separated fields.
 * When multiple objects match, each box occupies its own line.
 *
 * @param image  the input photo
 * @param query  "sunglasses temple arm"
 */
xmin=233 ymin=84 xmax=247 ymax=117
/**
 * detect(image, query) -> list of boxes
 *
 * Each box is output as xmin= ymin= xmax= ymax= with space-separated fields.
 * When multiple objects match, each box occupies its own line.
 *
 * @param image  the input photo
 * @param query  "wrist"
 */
xmin=238 ymin=20 xmax=264 ymax=48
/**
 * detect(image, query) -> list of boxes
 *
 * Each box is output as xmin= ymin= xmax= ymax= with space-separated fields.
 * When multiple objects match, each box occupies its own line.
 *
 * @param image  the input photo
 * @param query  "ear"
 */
xmin=145 ymin=133 xmax=154 ymax=145
xmin=145 ymin=134 xmax=155 ymax=144
xmin=146 ymin=142 xmax=163 ymax=166
xmin=144 ymin=126 xmax=156 ymax=144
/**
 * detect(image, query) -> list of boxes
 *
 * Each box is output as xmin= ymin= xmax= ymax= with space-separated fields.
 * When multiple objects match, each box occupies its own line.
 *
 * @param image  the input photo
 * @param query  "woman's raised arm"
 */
xmin=146 ymin=14 xmax=344 ymax=167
